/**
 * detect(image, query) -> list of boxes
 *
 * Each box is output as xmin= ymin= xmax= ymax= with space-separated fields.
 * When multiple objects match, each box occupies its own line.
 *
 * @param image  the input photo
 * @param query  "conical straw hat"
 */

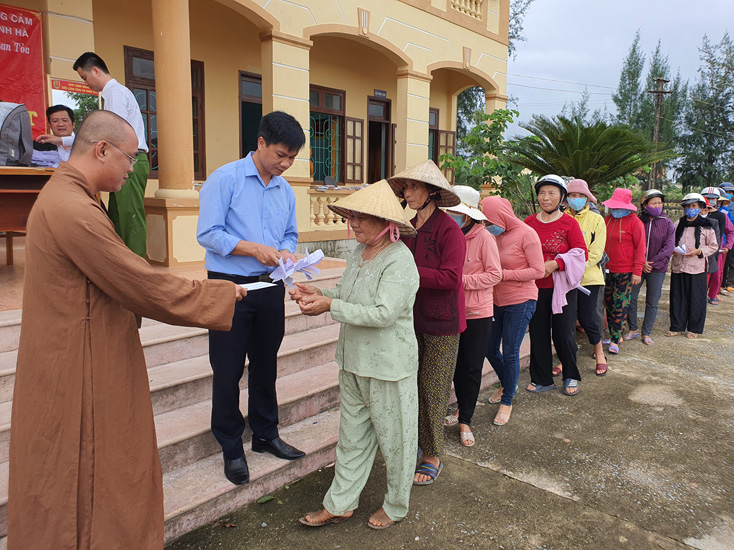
xmin=328 ymin=180 xmax=417 ymax=236
xmin=387 ymin=159 xmax=461 ymax=207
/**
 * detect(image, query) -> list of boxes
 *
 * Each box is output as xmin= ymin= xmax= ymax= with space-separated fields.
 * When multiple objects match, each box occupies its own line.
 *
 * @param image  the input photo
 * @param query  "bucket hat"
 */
xmin=602 ymin=188 xmax=637 ymax=211
xmin=328 ymin=180 xmax=416 ymax=236
xmin=443 ymin=185 xmax=487 ymax=221
xmin=566 ymin=179 xmax=597 ymax=204
xmin=387 ymin=159 xmax=461 ymax=207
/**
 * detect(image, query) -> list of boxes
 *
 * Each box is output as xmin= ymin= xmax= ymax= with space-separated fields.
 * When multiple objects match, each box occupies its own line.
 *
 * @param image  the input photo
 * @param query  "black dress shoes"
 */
xmin=224 ymin=456 xmax=250 ymax=485
xmin=252 ymin=437 xmax=305 ymax=460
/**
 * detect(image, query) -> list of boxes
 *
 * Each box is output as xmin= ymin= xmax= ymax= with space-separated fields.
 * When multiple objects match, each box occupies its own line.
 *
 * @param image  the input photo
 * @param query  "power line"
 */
xmin=690 ymin=97 xmax=730 ymax=111
xmin=507 ymin=82 xmax=613 ymax=96
xmin=505 ymin=72 xmax=616 ymax=90
xmin=661 ymin=116 xmax=731 ymax=139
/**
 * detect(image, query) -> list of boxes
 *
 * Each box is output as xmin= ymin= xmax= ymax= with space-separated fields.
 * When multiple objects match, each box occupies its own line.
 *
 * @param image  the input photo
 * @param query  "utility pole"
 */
xmin=647 ymin=77 xmax=672 ymax=190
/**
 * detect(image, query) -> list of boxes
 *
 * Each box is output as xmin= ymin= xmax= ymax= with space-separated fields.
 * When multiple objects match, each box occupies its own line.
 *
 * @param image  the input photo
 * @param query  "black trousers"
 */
xmin=208 ymin=272 xmax=285 ymax=459
xmin=669 ymin=272 xmax=708 ymax=334
xmin=576 ymin=284 xmax=603 ymax=346
xmin=723 ymin=249 xmax=734 ymax=287
xmin=529 ymin=287 xmax=580 ymax=387
xmin=453 ymin=317 xmax=492 ymax=426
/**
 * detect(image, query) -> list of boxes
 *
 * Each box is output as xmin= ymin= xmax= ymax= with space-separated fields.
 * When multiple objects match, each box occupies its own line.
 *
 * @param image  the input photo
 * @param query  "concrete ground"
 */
xmin=167 ymin=281 xmax=734 ymax=550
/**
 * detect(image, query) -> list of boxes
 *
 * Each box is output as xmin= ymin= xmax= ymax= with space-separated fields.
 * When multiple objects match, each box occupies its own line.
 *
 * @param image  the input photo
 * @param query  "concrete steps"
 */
xmin=0 ymin=266 xmax=347 ymax=544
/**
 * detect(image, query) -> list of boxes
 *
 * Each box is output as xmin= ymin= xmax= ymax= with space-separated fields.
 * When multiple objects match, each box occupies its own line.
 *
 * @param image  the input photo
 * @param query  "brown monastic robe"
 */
xmin=8 ymin=163 xmax=237 ymax=549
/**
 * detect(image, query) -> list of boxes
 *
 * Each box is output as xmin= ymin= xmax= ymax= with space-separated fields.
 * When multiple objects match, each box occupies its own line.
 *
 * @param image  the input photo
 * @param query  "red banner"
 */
xmin=51 ymin=78 xmax=98 ymax=97
xmin=0 ymin=4 xmax=46 ymax=138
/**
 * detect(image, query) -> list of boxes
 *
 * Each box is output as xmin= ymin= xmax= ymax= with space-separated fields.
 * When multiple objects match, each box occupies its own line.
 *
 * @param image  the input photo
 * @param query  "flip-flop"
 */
xmin=488 ymin=389 xmax=503 ymax=404
xmin=526 ymin=383 xmax=556 ymax=393
xmin=563 ymin=378 xmax=579 ymax=396
xmin=414 ymin=461 xmax=443 ymax=486
xmin=665 ymin=331 xmax=680 ymax=337
xmin=687 ymin=332 xmax=700 ymax=339
xmin=623 ymin=331 xmax=640 ymax=341
xmin=367 ymin=509 xmax=396 ymax=530
xmin=552 ymin=366 xmax=562 ymax=377
xmin=299 ymin=511 xmax=353 ymax=527
xmin=608 ymin=343 xmax=620 ymax=354
xmin=641 ymin=335 xmax=654 ymax=346
xmin=602 ymin=338 xmax=611 ymax=345
xmin=595 ymin=363 xmax=608 ymax=376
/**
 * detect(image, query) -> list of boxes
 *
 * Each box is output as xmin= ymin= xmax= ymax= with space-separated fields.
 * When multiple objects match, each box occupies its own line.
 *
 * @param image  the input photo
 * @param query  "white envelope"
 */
xmin=239 ymin=282 xmax=276 ymax=291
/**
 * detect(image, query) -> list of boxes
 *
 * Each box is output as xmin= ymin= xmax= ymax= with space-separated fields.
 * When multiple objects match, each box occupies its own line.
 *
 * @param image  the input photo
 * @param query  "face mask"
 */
xmin=486 ymin=224 xmax=505 ymax=236
xmin=645 ymin=206 xmax=663 ymax=217
xmin=611 ymin=209 xmax=631 ymax=219
xmin=567 ymin=197 xmax=587 ymax=212
xmin=700 ymin=212 xmax=708 ymax=218
xmin=684 ymin=207 xmax=700 ymax=218
xmin=723 ymin=192 xmax=733 ymax=200
xmin=449 ymin=213 xmax=464 ymax=226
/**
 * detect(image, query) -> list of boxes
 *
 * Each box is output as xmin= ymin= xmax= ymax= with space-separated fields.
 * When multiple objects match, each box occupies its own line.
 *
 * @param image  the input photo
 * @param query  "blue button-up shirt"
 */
xmin=197 ymin=153 xmax=298 ymax=276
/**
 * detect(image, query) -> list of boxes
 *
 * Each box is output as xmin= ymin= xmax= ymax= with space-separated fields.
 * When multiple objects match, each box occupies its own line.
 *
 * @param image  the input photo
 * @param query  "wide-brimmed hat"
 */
xmin=443 ymin=185 xmax=487 ymax=221
xmin=602 ymin=188 xmax=637 ymax=211
xmin=328 ymin=179 xmax=417 ymax=236
xmin=566 ymin=179 xmax=597 ymax=204
xmin=387 ymin=160 xmax=461 ymax=207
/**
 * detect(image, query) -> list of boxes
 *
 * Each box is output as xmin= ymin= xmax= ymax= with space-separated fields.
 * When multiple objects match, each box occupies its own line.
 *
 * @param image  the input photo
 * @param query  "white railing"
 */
xmin=450 ymin=0 xmax=483 ymax=20
xmin=308 ymin=189 xmax=355 ymax=229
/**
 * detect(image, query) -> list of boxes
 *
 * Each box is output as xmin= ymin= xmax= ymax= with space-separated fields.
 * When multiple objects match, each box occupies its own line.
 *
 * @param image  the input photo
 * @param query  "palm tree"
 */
xmin=506 ymin=115 xmax=676 ymax=189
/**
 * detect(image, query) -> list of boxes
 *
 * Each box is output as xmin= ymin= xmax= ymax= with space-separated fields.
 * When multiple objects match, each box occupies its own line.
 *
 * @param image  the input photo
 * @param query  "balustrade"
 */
xmin=450 ymin=0 xmax=483 ymax=20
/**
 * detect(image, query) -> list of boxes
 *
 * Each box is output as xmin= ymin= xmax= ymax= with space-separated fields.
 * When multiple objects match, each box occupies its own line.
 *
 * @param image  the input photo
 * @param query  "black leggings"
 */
xmin=453 ymin=317 xmax=492 ymax=426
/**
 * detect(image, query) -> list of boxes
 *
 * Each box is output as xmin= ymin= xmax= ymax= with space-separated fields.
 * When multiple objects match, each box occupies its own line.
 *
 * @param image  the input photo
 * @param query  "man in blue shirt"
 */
xmin=197 ymin=111 xmax=306 ymax=485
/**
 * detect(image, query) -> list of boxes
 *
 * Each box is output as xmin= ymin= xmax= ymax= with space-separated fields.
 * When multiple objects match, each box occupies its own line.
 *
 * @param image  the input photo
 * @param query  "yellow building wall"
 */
xmin=310 ymin=36 xmax=398 ymax=130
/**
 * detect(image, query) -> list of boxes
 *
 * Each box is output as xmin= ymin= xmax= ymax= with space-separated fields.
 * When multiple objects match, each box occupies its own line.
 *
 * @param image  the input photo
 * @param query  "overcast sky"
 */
xmin=504 ymin=0 xmax=732 ymax=137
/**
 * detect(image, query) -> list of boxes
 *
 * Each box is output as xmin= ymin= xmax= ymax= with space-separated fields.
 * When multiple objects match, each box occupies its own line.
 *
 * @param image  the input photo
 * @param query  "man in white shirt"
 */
xmin=73 ymin=52 xmax=150 ymax=258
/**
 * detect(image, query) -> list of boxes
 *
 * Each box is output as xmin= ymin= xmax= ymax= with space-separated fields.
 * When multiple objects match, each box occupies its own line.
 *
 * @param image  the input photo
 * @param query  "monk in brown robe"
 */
xmin=7 ymin=110 xmax=245 ymax=550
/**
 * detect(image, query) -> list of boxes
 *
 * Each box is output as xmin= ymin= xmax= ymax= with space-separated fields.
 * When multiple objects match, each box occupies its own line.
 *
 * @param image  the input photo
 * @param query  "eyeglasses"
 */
xmin=91 ymin=140 xmax=138 ymax=166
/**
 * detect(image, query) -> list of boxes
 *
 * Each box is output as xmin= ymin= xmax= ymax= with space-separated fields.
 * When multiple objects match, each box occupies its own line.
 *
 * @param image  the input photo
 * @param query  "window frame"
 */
xmin=309 ymin=84 xmax=346 ymax=183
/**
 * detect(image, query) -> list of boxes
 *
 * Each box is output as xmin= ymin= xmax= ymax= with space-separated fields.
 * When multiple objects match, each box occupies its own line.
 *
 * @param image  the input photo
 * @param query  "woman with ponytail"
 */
xmin=388 ymin=160 xmax=465 ymax=486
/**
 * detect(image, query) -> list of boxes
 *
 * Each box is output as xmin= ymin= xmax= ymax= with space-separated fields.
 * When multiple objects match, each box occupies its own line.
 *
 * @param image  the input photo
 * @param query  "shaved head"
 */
xmin=71 ymin=110 xmax=136 ymax=157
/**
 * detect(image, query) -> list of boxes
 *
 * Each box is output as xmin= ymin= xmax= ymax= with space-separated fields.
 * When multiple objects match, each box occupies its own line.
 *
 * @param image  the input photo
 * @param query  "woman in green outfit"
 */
xmin=291 ymin=180 xmax=420 ymax=530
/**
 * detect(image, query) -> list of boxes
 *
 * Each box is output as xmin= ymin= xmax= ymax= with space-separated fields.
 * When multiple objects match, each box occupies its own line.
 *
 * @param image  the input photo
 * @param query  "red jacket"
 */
xmin=604 ymin=214 xmax=647 ymax=276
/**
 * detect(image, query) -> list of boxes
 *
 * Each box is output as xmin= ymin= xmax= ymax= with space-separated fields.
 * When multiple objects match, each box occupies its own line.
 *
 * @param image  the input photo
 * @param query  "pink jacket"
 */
xmin=462 ymin=222 xmax=502 ymax=319
xmin=480 ymin=196 xmax=546 ymax=307
xmin=552 ymin=248 xmax=589 ymax=314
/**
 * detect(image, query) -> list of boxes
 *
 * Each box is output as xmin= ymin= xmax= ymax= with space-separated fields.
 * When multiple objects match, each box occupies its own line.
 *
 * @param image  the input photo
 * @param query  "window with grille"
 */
xmin=309 ymin=85 xmax=345 ymax=183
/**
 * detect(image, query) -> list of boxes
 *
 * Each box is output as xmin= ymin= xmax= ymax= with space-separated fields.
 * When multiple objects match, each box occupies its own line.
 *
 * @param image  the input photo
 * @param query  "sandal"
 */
xmin=641 ymin=335 xmax=654 ymax=346
xmin=414 ymin=461 xmax=443 ymax=486
xmin=444 ymin=413 xmax=459 ymax=427
xmin=623 ymin=331 xmax=640 ymax=341
xmin=460 ymin=430 xmax=475 ymax=447
xmin=526 ymin=382 xmax=556 ymax=393
xmin=488 ymin=388 xmax=503 ymax=404
xmin=552 ymin=366 xmax=562 ymax=377
xmin=665 ymin=331 xmax=680 ymax=337
xmin=608 ymin=343 xmax=620 ymax=354
xmin=595 ymin=363 xmax=608 ymax=376
xmin=493 ymin=405 xmax=512 ymax=426
xmin=562 ymin=378 xmax=579 ymax=396
xmin=687 ymin=332 xmax=700 ymax=339
xmin=368 ymin=508 xmax=396 ymax=530
xmin=299 ymin=509 xmax=353 ymax=527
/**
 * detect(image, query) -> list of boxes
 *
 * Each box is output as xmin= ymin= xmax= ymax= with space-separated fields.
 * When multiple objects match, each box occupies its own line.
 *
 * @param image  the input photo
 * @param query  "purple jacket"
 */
xmin=639 ymin=212 xmax=675 ymax=273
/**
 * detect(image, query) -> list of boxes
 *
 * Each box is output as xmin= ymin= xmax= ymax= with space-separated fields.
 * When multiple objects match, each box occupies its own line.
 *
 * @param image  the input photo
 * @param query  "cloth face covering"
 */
xmin=646 ymin=205 xmax=663 ymax=217
xmin=611 ymin=209 xmax=632 ymax=219
xmin=685 ymin=207 xmax=700 ymax=219
xmin=486 ymin=225 xmax=505 ymax=236
xmin=449 ymin=213 xmax=464 ymax=226
xmin=567 ymin=197 xmax=587 ymax=212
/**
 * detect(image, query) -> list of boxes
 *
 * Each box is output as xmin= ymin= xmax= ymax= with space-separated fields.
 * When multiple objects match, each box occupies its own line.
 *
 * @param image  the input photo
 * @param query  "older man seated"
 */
xmin=33 ymin=105 xmax=76 ymax=166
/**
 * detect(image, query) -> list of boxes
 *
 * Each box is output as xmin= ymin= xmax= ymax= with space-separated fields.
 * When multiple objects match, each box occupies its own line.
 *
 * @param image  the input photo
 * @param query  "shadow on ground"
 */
xmin=168 ymin=281 xmax=734 ymax=550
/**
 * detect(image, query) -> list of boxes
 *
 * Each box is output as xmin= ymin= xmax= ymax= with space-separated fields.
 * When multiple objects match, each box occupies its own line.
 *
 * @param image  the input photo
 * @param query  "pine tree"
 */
xmin=677 ymin=33 xmax=734 ymax=189
xmin=613 ymin=31 xmax=645 ymax=127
